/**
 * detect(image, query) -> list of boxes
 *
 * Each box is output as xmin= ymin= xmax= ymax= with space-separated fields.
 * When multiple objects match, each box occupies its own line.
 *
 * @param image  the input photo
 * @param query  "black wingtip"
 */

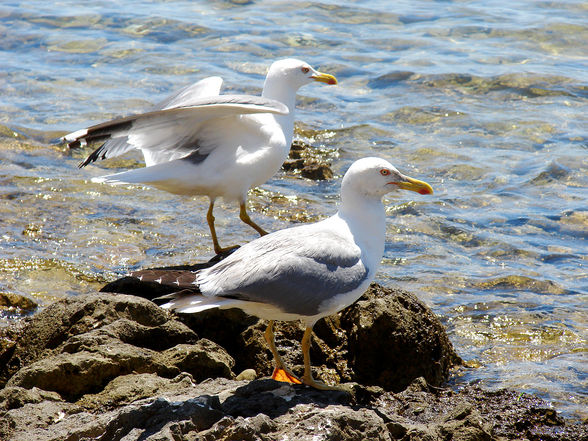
xmin=78 ymin=146 xmax=104 ymax=168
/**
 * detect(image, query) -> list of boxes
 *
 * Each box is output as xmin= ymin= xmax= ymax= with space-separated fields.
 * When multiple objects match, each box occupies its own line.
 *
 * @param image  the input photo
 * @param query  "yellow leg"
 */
xmin=264 ymin=321 xmax=301 ymax=384
xmin=301 ymin=327 xmax=345 ymax=391
xmin=239 ymin=202 xmax=268 ymax=236
xmin=207 ymin=200 xmax=238 ymax=255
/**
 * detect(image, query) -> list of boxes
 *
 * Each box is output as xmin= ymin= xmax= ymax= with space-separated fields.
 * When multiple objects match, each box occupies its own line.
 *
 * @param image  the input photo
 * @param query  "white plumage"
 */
xmin=64 ymin=59 xmax=337 ymax=254
xmin=135 ymin=157 xmax=434 ymax=389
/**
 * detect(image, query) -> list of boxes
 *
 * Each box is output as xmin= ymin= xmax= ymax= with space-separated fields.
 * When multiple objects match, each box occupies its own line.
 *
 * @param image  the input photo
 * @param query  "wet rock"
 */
xmin=299 ymin=161 xmax=333 ymax=180
xmin=0 ymin=292 xmax=37 ymax=312
xmin=282 ymin=139 xmax=334 ymax=180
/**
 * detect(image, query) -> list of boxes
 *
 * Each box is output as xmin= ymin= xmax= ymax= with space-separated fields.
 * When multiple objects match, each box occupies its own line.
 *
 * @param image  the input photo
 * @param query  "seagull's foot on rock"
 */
xmin=272 ymin=367 xmax=302 ymax=384
xmin=302 ymin=374 xmax=350 ymax=392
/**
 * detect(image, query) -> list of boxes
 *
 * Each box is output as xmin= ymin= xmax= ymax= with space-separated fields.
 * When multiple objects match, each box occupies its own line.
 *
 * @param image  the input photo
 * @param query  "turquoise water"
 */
xmin=1 ymin=0 xmax=586 ymax=420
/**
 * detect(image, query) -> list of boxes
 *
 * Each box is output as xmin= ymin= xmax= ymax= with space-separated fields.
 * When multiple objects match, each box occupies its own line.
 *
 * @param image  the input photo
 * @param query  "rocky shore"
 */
xmin=1 ymin=267 xmax=585 ymax=440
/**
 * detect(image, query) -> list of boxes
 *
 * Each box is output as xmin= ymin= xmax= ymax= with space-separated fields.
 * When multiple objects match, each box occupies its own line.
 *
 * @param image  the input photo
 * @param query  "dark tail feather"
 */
xmin=99 ymin=256 xmax=220 ymax=301
xmin=100 ymin=270 xmax=200 ymax=301
xmin=130 ymin=269 xmax=199 ymax=288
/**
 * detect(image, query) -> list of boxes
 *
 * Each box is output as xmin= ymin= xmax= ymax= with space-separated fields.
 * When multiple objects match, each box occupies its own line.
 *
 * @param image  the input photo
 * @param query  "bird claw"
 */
xmin=302 ymin=375 xmax=350 ymax=392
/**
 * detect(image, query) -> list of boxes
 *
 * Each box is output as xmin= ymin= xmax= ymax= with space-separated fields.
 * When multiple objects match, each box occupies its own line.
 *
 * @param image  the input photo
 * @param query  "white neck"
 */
xmin=337 ymin=190 xmax=386 ymax=269
xmin=262 ymin=78 xmax=297 ymax=144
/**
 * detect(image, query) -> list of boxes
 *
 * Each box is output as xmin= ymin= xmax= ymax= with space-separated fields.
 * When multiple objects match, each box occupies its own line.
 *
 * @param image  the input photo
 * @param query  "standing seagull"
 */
xmin=63 ymin=59 xmax=337 ymax=254
xmin=132 ymin=157 xmax=433 ymax=390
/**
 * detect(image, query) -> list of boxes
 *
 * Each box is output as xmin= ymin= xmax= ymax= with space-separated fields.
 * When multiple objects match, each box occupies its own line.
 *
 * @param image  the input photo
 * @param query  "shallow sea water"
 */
xmin=0 ymin=0 xmax=586 ymax=421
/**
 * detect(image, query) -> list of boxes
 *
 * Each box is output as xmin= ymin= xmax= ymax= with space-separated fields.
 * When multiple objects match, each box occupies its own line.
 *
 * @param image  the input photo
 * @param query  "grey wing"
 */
xmin=154 ymin=76 xmax=223 ymax=110
xmin=197 ymin=227 xmax=370 ymax=317
xmin=65 ymin=95 xmax=289 ymax=168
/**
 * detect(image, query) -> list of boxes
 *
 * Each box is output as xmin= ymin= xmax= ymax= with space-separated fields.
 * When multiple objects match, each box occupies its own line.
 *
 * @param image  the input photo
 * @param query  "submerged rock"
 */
xmin=0 ymin=292 xmax=37 ymax=312
xmin=282 ymin=139 xmax=334 ymax=180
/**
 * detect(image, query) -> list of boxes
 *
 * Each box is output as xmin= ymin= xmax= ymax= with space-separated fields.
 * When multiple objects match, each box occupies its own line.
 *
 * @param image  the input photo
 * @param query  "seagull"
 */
xmin=131 ymin=157 xmax=433 ymax=390
xmin=63 ymin=59 xmax=337 ymax=254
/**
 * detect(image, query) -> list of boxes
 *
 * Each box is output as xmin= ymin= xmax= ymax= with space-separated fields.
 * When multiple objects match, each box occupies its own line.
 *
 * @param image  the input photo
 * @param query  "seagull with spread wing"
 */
xmin=64 ymin=59 xmax=337 ymax=254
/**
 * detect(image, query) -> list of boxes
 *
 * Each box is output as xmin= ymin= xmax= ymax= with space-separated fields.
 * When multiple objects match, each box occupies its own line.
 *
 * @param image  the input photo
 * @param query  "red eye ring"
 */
xmin=380 ymin=169 xmax=391 ymax=176
xmin=301 ymin=66 xmax=310 ymax=74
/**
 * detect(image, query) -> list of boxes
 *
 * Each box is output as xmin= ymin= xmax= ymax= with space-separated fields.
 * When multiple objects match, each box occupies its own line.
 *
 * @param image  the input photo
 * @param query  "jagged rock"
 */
xmin=1 ymin=294 xmax=235 ymax=401
xmin=101 ymin=273 xmax=462 ymax=390
xmin=1 ymin=288 xmax=586 ymax=441
xmin=0 ymin=386 xmax=63 ymax=410
xmin=0 ymin=293 xmax=178 ymax=385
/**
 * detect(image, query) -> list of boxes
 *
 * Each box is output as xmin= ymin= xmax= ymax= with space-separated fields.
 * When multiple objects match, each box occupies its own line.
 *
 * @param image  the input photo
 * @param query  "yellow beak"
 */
xmin=311 ymin=71 xmax=338 ymax=85
xmin=392 ymin=176 xmax=434 ymax=195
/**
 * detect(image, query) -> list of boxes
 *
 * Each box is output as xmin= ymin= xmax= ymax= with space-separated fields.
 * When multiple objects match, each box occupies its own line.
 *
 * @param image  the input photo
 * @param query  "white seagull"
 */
xmin=63 ymin=59 xmax=337 ymax=254
xmin=132 ymin=157 xmax=433 ymax=390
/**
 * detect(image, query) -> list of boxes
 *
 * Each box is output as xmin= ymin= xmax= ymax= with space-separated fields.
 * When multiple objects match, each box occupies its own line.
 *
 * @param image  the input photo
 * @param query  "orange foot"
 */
xmin=272 ymin=367 xmax=302 ymax=384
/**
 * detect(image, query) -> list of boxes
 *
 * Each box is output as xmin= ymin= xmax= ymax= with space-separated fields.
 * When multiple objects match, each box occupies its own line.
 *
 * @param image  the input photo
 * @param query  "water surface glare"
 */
xmin=0 ymin=0 xmax=586 ymax=421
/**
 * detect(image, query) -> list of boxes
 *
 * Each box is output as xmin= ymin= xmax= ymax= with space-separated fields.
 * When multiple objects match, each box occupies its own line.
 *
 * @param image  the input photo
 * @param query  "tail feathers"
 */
xmin=131 ymin=269 xmax=199 ymax=289
xmin=130 ymin=268 xmax=240 ymax=313
xmin=160 ymin=293 xmax=236 ymax=314
xmin=91 ymin=167 xmax=158 ymax=186
xmin=90 ymin=160 xmax=192 ymax=192
xmin=91 ymin=174 xmax=127 ymax=185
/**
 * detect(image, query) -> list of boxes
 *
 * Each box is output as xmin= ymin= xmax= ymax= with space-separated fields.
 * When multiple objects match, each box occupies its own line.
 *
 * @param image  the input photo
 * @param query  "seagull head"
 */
xmin=342 ymin=157 xmax=433 ymax=199
xmin=266 ymin=59 xmax=337 ymax=91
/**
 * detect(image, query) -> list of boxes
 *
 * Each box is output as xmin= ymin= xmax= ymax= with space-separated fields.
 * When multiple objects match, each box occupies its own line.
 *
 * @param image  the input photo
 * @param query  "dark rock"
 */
xmin=103 ymin=277 xmax=461 ymax=389
xmin=0 ymin=293 xmax=38 ymax=312
xmin=1 ymin=294 xmax=235 ymax=401
xmin=341 ymin=284 xmax=462 ymax=391
xmin=174 ymin=308 xmax=260 ymax=374
xmin=282 ymin=139 xmax=334 ymax=180
xmin=0 ymin=320 xmax=25 ymax=377
xmin=2 ymin=282 xmax=586 ymax=440
xmin=300 ymin=161 xmax=333 ymax=180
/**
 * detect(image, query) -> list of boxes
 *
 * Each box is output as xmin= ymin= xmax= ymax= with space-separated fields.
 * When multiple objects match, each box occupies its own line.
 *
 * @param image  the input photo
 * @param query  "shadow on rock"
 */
xmin=1 ymin=265 xmax=586 ymax=440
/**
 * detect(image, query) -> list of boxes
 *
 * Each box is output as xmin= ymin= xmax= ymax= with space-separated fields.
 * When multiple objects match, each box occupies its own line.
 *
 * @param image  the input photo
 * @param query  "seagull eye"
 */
xmin=380 ymin=169 xmax=391 ymax=176
xmin=301 ymin=66 xmax=310 ymax=74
